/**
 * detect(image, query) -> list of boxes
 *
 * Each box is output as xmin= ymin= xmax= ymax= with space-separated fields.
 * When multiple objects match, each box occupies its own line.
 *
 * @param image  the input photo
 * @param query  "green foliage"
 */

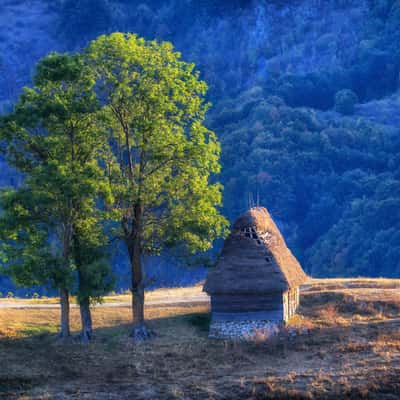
xmin=308 ymin=175 xmax=400 ymax=277
xmin=335 ymin=89 xmax=359 ymax=115
xmin=85 ymin=33 xmax=228 ymax=257
xmin=53 ymin=0 xmax=400 ymax=108
xmin=213 ymin=91 xmax=400 ymax=277
xmin=72 ymin=221 xmax=114 ymax=303
xmin=3 ymin=0 xmax=400 ymax=288
xmin=0 ymin=33 xmax=227 ymax=303
xmin=0 ymin=188 xmax=70 ymax=289
xmin=21 ymin=323 xmax=58 ymax=336
xmin=0 ymin=52 xmax=114 ymax=300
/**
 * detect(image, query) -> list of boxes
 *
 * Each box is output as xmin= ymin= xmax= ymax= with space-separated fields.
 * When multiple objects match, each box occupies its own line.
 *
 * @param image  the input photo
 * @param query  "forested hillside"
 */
xmin=1 ymin=0 xmax=400 ymax=294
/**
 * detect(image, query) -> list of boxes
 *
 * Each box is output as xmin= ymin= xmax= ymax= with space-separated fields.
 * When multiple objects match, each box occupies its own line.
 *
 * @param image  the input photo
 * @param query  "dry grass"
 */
xmin=0 ymin=304 xmax=208 ymax=339
xmin=1 ymin=279 xmax=400 ymax=399
xmin=0 ymin=284 xmax=205 ymax=306
xmin=305 ymin=277 xmax=400 ymax=290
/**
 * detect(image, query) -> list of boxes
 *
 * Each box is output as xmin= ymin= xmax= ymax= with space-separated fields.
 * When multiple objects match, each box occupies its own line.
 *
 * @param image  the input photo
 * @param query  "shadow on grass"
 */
xmin=0 ymin=311 xmax=213 ymax=397
xmin=2 ymin=295 xmax=400 ymax=400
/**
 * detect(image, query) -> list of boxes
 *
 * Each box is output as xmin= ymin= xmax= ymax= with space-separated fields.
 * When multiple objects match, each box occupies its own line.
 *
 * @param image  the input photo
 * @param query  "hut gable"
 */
xmin=204 ymin=207 xmax=307 ymax=295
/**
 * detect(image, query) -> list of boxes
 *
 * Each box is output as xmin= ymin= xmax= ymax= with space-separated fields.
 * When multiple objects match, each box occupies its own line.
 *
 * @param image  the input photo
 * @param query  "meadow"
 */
xmin=1 ymin=279 xmax=400 ymax=399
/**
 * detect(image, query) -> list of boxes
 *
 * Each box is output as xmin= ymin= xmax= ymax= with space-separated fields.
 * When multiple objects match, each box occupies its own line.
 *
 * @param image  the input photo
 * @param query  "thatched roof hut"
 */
xmin=204 ymin=207 xmax=307 ymax=339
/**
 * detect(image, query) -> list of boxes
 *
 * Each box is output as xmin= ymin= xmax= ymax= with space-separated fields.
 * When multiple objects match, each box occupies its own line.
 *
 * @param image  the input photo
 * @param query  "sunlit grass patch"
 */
xmin=20 ymin=323 xmax=58 ymax=337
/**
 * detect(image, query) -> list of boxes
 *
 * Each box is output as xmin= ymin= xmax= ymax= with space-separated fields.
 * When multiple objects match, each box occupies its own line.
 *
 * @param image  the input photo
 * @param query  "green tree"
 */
xmin=0 ymin=52 xmax=113 ymax=340
xmin=86 ymin=33 xmax=228 ymax=340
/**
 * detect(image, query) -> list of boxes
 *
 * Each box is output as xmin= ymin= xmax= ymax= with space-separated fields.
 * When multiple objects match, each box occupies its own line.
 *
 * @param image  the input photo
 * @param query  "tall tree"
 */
xmin=0 ymin=52 xmax=113 ymax=340
xmin=86 ymin=33 xmax=228 ymax=340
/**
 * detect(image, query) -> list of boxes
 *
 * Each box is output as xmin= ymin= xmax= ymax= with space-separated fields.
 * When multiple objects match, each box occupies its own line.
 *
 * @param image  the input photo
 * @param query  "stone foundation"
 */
xmin=209 ymin=320 xmax=283 ymax=340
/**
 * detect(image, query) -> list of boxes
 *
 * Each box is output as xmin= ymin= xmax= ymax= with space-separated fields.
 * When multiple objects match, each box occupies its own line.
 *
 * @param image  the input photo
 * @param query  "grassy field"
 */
xmin=0 ymin=284 xmax=205 ymax=305
xmin=1 ymin=279 xmax=400 ymax=399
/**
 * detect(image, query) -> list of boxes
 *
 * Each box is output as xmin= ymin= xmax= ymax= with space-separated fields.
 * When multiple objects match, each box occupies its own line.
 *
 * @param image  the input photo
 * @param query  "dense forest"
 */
xmin=1 ymin=0 xmax=400 ymax=295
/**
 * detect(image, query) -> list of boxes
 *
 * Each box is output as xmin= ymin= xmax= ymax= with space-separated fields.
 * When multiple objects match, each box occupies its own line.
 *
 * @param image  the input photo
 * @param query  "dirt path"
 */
xmin=0 ymin=294 xmax=209 ymax=309
xmin=2 ymin=278 xmax=399 ymax=309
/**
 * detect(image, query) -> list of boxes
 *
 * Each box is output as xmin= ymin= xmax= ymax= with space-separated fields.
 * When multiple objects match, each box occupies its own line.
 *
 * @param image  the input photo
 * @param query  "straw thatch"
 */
xmin=204 ymin=207 xmax=307 ymax=295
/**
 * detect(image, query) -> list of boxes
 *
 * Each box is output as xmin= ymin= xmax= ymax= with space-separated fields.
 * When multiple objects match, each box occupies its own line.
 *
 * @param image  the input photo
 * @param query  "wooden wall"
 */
xmin=283 ymin=287 xmax=300 ymax=321
xmin=211 ymin=288 xmax=299 ymax=322
xmin=210 ymin=287 xmax=300 ymax=323
xmin=211 ymin=292 xmax=284 ymax=322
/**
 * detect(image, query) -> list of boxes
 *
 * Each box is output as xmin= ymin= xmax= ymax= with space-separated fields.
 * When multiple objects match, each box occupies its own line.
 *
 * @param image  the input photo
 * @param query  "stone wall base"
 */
xmin=209 ymin=320 xmax=283 ymax=340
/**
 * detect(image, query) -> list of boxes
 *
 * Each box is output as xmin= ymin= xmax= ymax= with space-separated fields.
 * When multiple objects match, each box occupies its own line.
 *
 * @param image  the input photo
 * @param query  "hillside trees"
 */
xmin=334 ymin=89 xmax=359 ymax=115
xmin=0 ymin=53 xmax=113 ymax=340
xmin=211 ymin=88 xmax=400 ymax=277
xmin=86 ymin=33 xmax=228 ymax=341
xmin=58 ymin=0 xmax=112 ymax=44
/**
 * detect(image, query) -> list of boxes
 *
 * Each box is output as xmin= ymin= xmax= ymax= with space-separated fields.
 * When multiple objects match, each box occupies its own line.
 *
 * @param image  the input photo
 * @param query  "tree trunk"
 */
xmin=60 ymin=220 xmax=72 ymax=339
xmin=74 ymin=235 xmax=93 ymax=343
xmin=128 ymin=204 xmax=151 ymax=342
xmin=79 ymin=297 xmax=93 ymax=343
xmin=131 ymin=283 xmax=149 ymax=341
xmin=60 ymin=288 xmax=70 ymax=338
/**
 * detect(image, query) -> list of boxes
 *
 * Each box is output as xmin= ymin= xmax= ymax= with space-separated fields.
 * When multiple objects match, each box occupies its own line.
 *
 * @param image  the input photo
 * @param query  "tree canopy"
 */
xmin=85 ymin=33 xmax=228 ymax=339
xmin=0 ymin=52 xmax=114 ymax=339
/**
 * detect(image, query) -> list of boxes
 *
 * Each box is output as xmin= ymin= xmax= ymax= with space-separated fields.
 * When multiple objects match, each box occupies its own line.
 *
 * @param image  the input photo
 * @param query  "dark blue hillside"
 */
xmin=1 ymin=0 xmax=400 ymax=295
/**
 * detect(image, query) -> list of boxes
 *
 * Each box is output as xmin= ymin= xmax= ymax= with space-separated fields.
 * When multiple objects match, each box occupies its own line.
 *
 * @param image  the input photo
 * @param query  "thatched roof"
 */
xmin=204 ymin=207 xmax=307 ymax=294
